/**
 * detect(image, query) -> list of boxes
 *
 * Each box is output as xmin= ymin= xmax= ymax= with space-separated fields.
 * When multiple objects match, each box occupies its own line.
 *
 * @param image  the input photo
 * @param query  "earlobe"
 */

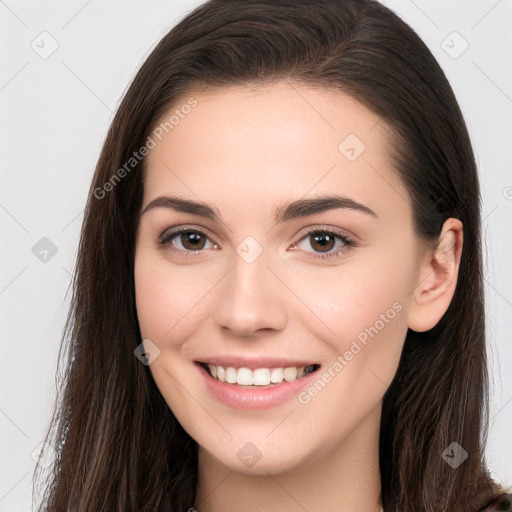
xmin=407 ymin=218 xmax=464 ymax=332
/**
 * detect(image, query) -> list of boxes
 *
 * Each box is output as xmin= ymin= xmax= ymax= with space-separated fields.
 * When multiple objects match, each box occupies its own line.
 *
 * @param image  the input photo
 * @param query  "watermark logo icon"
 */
xmin=31 ymin=31 xmax=59 ymax=59
xmin=134 ymin=339 xmax=161 ymax=366
xmin=237 ymin=442 xmax=262 ymax=468
xmin=32 ymin=237 xmax=58 ymax=263
xmin=441 ymin=31 xmax=469 ymax=59
xmin=31 ymin=441 xmax=57 ymax=469
xmin=338 ymin=133 xmax=366 ymax=162
xmin=236 ymin=236 xmax=263 ymax=264
xmin=441 ymin=441 xmax=468 ymax=469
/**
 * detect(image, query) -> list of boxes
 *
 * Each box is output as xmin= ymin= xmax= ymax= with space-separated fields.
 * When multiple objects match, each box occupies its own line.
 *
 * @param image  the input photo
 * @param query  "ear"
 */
xmin=408 ymin=218 xmax=464 ymax=332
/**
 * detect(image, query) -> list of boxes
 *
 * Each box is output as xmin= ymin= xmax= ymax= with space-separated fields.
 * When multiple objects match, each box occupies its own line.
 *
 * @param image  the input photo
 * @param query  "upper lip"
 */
xmin=196 ymin=356 xmax=320 ymax=369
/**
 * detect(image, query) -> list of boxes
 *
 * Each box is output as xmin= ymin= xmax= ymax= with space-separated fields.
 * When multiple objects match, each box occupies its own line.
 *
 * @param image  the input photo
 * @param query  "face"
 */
xmin=134 ymin=81 xmax=423 ymax=476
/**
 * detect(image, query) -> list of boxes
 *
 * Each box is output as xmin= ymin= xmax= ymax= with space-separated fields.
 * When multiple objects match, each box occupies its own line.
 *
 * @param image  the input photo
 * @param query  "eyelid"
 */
xmin=158 ymin=224 xmax=219 ymax=246
xmin=291 ymin=224 xmax=357 ymax=246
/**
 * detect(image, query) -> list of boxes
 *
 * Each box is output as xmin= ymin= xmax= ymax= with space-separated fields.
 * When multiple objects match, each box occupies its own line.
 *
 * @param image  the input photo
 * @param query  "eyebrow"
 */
xmin=141 ymin=194 xmax=378 ymax=222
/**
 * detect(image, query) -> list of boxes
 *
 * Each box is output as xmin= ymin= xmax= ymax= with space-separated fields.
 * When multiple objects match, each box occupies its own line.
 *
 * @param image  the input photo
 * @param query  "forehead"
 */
xmin=143 ymin=81 xmax=411 ymax=223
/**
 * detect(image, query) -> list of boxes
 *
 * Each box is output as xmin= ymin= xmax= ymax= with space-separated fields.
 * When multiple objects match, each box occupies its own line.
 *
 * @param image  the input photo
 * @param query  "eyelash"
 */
xmin=157 ymin=225 xmax=356 ymax=260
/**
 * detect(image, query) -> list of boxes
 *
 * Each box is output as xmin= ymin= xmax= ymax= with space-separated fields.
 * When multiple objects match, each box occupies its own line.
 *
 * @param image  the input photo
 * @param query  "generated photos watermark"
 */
xmin=298 ymin=301 xmax=403 ymax=405
xmin=94 ymin=97 xmax=198 ymax=200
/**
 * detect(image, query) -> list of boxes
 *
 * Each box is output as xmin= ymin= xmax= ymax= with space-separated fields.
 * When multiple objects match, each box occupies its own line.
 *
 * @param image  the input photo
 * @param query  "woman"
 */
xmin=35 ymin=0 xmax=511 ymax=510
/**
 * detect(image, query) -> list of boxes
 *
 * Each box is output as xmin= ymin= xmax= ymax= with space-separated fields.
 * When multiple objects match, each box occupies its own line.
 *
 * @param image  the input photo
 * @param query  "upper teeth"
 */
xmin=206 ymin=364 xmax=317 ymax=386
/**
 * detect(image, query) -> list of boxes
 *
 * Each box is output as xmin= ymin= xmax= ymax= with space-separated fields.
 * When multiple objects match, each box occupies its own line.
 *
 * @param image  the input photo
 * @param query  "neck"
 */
xmin=195 ymin=403 xmax=383 ymax=512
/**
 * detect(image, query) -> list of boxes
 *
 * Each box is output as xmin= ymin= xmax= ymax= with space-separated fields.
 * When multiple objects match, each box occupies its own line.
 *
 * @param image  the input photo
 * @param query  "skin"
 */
xmin=134 ymin=81 xmax=463 ymax=512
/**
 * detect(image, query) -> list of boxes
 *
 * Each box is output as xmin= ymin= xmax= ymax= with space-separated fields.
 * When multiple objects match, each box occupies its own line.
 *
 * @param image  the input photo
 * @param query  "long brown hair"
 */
xmin=35 ymin=0 xmax=505 ymax=510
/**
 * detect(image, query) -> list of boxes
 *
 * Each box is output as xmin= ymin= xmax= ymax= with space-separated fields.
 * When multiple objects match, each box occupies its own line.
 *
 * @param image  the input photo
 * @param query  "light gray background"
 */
xmin=1 ymin=0 xmax=511 ymax=510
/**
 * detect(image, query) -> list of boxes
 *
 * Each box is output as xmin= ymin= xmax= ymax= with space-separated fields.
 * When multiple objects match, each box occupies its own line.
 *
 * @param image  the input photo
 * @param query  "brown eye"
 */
xmin=159 ymin=228 xmax=216 ymax=253
xmin=180 ymin=231 xmax=207 ymax=250
xmin=309 ymin=232 xmax=336 ymax=252
xmin=293 ymin=228 xmax=355 ymax=260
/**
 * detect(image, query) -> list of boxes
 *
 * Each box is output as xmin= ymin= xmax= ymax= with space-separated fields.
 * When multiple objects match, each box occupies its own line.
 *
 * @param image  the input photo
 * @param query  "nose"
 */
xmin=213 ymin=250 xmax=288 ymax=338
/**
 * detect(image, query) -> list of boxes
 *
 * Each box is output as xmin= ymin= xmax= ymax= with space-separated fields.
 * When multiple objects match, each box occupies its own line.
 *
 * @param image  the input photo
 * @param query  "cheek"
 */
xmin=282 ymin=249 xmax=415 ymax=349
xmin=285 ymin=267 xmax=411 ymax=444
xmin=133 ymin=250 xmax=216 ymax=423
xmin=134 ymin=250 xmax=216 ymax=343
xmin=280 ymin=246 xmax=415 ymax=406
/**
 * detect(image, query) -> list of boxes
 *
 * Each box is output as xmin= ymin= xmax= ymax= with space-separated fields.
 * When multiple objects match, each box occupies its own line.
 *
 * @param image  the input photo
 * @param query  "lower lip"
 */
xmin=196 ymin=363 xmax=320 ymax=410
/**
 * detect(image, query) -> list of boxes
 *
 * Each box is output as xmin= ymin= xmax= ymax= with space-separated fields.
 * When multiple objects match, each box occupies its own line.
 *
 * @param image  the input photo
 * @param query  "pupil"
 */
xmin=311 ymin=232 xmax=334 ymax=252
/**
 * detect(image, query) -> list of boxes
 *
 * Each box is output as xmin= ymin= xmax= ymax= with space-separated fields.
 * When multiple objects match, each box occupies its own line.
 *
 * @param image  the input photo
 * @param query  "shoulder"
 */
xmin=480 ymin=492 xmax=512 ymax=511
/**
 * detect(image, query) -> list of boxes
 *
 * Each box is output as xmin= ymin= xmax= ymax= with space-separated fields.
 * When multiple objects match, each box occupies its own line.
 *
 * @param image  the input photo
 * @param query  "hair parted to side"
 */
xmin=35 ymin=1 xmax=505 ymax=511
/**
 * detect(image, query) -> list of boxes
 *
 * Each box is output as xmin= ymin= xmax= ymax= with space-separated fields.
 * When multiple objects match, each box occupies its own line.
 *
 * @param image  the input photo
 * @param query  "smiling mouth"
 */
xmin=199 ymin=362 xmax=321 ymax=386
